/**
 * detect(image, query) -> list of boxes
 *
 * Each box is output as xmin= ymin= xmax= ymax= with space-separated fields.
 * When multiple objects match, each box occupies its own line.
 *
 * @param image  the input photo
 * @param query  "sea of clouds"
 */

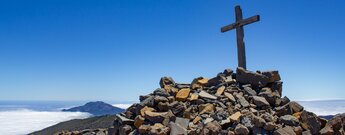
xmin=0 ymin=104 xmax=131 ymax=135
xmin=298 ymin=100 xmax=345 ymax=116
xmin=0 ymin=109 xmax=91 ymax=135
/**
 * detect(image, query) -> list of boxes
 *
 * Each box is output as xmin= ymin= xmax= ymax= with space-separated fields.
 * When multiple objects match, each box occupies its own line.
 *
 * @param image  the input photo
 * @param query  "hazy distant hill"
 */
xmin=30 ymin=115 xmax=116 ymax=135
xmin=62 ymin=101 xmax=124 ymax=116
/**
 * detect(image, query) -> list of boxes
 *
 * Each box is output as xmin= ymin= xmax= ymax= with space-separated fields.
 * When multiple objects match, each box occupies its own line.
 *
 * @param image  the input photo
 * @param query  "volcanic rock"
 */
xmin=102 ymin=68 xmax=345 ymax=135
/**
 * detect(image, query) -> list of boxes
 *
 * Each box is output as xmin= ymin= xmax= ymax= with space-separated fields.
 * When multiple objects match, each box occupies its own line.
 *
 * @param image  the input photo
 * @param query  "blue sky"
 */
xmin=0 ymin=0 xmax=344 ymax=101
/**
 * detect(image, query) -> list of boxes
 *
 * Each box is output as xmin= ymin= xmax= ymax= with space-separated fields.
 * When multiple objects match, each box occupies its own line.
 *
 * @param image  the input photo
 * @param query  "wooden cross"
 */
xmin=221 ymin=5 xmax=260 ymax=69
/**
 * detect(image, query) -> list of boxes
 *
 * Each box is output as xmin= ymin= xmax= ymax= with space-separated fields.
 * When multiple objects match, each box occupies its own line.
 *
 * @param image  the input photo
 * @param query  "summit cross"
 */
xmin=221 ymin=5 xmax=260 ymax=69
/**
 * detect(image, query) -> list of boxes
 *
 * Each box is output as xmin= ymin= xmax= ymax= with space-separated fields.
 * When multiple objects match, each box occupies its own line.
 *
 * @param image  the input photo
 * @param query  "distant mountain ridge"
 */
xmin=62 ymin=101 xmax=124 ymax=116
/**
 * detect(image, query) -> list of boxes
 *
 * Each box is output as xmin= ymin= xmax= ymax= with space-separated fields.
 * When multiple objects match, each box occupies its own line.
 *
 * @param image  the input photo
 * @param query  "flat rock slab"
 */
xmin=236 ymin=67 xmax=269 ymax=88
xmin=199 ymin=90 xmax=217 ymax=100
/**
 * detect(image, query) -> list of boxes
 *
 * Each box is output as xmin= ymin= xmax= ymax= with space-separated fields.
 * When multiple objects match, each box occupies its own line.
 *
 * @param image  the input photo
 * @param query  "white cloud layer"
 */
xmin=112 ymin=104 xmax=132 ymax=109
xmin=0 ymin=109 xmax=91 ymax=135
xmin=298 ymin=100 xmax=345 ymax=116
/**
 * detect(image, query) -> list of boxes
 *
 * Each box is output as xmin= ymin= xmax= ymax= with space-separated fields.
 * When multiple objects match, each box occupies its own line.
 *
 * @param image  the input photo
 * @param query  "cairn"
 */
xmin=107 ymin=67 xmax=344 ymax=135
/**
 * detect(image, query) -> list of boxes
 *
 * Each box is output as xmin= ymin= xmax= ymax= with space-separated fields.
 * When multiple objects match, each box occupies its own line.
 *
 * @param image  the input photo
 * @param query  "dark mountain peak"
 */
xmin=62 ymin=101 xmax=124 ymax=116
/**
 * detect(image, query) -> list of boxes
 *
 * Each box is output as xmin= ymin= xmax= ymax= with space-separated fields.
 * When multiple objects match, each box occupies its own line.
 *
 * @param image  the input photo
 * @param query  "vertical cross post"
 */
xmin=221 ymin=5 xmax=260 ymax=69
xmin=235 ymin=6 xmax=246 ymax=69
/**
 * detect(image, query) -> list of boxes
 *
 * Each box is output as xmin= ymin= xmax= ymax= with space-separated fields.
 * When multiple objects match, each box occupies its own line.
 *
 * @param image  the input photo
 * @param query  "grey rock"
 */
xmin=139 ymin=95 xmax=155 ymax=107
xmin=237 ymin=96 xmax=250 ymax=108
xmin=289 ymin=101 xmax=304 ymax=113
xmin=169 ymin=122 xmax=187 ymax=135
xmin=169 ymin=101 xmax=186 ymax=116
xmin=223 ymin=69 xmax=233 ymax=76
xmin=236 ymin=67 xmax=269 ymax=88
xmin=252 ymin=96 xmax=270 ymax=107
xmin=199 ymin=90 xmax=217 ymax=100
xmin=160 ymin=76 xmax=175 ymax=88
xmin=153 ymin=88 xmax=170 ymax=97
xmin=300 ymin=110 xmax=321 ymax=135
xmin=175 ymin=117 xmax=189 ymax=129
xmin=302 ymin=130 xmax=312 ymax=135
xmin=273 ymin=126 xmax=296 ymax=135
xmin=243 ymin=86 xmax=257 ymax=96
xmin=234 ymin=124 xmax=250 ymax=135
xmin=279 ymin=115 xmax=299 ymax=126
xmin=280 ymin=96 xmax=290 ymax=106
xmin=116 ymin=114 xmax=134 ymax=125
xmin=202 ymin=121 xmax=222 ymax=135
xmin=261 ymin=70 xmax=281 ymax=83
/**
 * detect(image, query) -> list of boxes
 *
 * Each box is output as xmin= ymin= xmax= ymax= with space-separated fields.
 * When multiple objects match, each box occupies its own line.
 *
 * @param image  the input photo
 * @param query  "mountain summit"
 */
xmin=63 ymin=101 xmax=124 ymax=116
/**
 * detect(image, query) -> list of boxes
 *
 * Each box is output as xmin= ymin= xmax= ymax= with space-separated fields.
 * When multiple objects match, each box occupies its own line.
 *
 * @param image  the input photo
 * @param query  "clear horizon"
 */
xmin=0 ymin=0 xmax=345 ymax=101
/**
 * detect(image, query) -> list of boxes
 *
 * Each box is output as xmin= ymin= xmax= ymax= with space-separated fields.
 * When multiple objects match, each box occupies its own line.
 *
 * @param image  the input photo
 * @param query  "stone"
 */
xmin=134 ymin=115 xmax=145 ymax=128
xmin=204 ymin=117 xmax=214 ymax=124
xmin=169 ymin=122 xmax=187 ymax=135
xmin=279 ymin=115 xmax=299 ymax=126
xmin=160 ymin=76 xmax=175 ymax=88
xmin=175 ymin=83 xmax=190 ymax=89
xmin=289 ymin=101 xmax=304 ymax=113
xmin=154 ymin=96 xmax=169 ymax=103
xmin=175 ymin=117 xmax=189 ymax=129
xmin=150 ymin=123 xmax=169 ymax=135
xmin=116 ymin=114 xmax=134 ymax=125
xmin=190 ymin=93 xmax=199 ymax=101
xmin=223 ymin=69 xmax=233 ymax=76
xmin=157 ymin=102 xmax=169 ymax=112
xmin=249 ymin=108 xmax=258 ymax=114
xmin=262 ymin=70 xmax=281 ymax=83
xmin=169 ymin=101 xmax=186 ymax=116
xmin=203 ymin=122 xmax=222 ymax=135
xmin=138 ymin=125 xmax=151 ymax=134
xmin=227 ymin=131 xmax=235 ymax=135
xmin=199 ymin=90 xmax=217 ymax=100
xmin=212 ymin=109 xmax=229 ymax=121
xmin=193 ymin=116 xmax=202 ymax=124
xmin=324 ymin=113 xmax=345 ymax=135
xmin=176 ymin=88 xmax=191 ymax=101
xmin=302 ymin=130 xmax=312 ymax=135
xmin=153 ymin=88 xmax=170 ymax=97
xmin=237 ymin=96 xmax=250 ymax=108
xmin=224 ymin=92 xmax=236 ymax=103
xmin=264 ymin=122 xmax=276 ymax=131
xmin=139 ymin=95 xmax=155 ymax=107
xmin=275 ymin=103 xmax=293 ymax=117
xmin=319 ymin=125 xmax=334 ymax=135
xmin=119 ymin=125 xmax=133 ymax=135
xmin=243 ymin=86 xmax=257 ymax=96
xmin=140 ymin=106 xmax=156 ymax=116
xmin=253 ymin=115 xmax=266 ymax=127
xmin=191 ymin=77 xmax=208 ymax=89
xmin=199 ymin=103 xmax=215 ymax=114
xmin=252 ymin=96 xmax=270 ymax=107
xmin=300 ymin=110 xmax=321 ymax=135
xmin=144 ymin=111 xmax=169 ymax=124
xmin=234 ymin=124 xmax=250 ymax=135
xmin=215 ymin=86 xmax=226 ymax=96
xmin=236 ymin=67 xmax=269 ymax=88
xmin=240 ymin=116 xmax=254 ymax=129
xmin=281 ymin=96 xmax=290 ymax=105
xmin=229 ymin=112 xmax=242 ymax=122
xmin=293 ymin=112 xmax=302 ymax=119
xmin=207 ymin=74 xmax=226 ymax=87
xmin=270 ymin=81 xmax=283 ymax=97
xmin=293 ymin=126 xmax=303 ymax=135
xmin=273 ymin=126 xmax=296 ymax=135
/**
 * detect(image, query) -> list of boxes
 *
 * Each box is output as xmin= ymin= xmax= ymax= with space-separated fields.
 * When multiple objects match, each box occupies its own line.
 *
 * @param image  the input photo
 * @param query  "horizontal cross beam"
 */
xmin=221 ymin=15 xmax=260 ymax=33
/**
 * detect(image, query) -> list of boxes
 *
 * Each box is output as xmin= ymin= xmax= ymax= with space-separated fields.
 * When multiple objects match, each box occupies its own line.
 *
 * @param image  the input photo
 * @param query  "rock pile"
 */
xmin=108 ymin=67 xmax=344 ymax=135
